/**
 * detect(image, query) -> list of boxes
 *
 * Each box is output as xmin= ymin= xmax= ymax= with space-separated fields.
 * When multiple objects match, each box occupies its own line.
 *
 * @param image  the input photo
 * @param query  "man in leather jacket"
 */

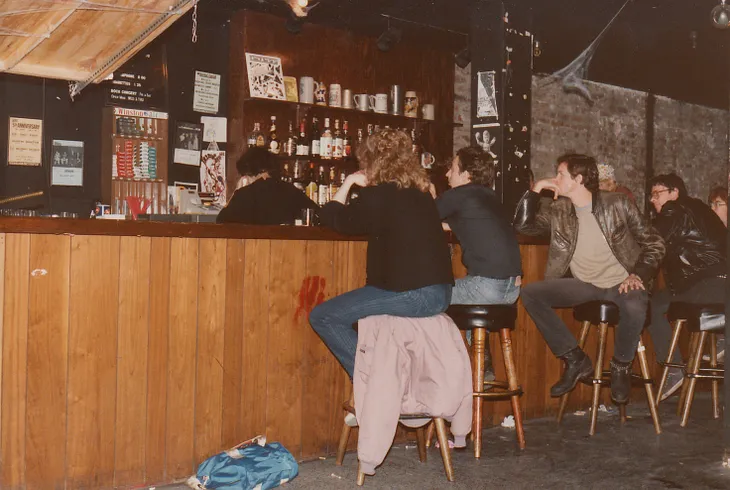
xmin=514 ymin=154 xmax=665 ymax=404
xmin=647 ymin=173 xmax=726 ymax=401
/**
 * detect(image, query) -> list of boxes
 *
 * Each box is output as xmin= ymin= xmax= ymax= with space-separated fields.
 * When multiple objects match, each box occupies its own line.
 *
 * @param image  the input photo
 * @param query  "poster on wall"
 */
xmin=200 ymin=150 xmax=227 ymax=206
xmin=193 ymin=71 xmax=221 ymax=114
xmin=476 ymin=71 xmax=499 ymax=119
xmin=173 ymin=122 xmax=202 ymax=166
xmin=245 ymin=53 xmax=286 ymax=100
xmin=8 ymin=117 xmax=43 ymax=166
xmin=51 ymin=140 xmax=84 ymax=186
xmin=200 ymin=116 xmax=227 ymax=142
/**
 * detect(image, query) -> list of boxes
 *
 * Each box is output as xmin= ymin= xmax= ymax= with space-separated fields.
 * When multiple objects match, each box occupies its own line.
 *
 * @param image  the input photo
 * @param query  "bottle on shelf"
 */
xmin=248 ymin=122 xmax=264 ymax=148
xmin=268 ymin=116 xmax=280 ymax=154
xmin=305 ymin=162 xmax=318 ymax=201
xmin=282 ymin=162 xmax=293 ymax=183
xmin=320 ymin=117 xmax=333 ymax=160
xmin=296 ymin=119 xmax=310 ymax=156
xmin=310 ymin=117 xmax=321 ymax=157
xmin=317 ymin=164 xmax=329 ymax=206
xmin=367 ymin=124 xmax=374 ymax=136
xmin=292 ymin=160 xmax=305 ymax=191
xmin=284 ymin=120 xmax=297 ymax=157
xmin=343 ymin=120 xmax=352 ymax=160
xmin=411 ymin=128 xmax=421 ymax=156
xmin=333 ymin=119 xmax=344 ymax=160
xmin=328 ymin=166 xmax=339 ymax=198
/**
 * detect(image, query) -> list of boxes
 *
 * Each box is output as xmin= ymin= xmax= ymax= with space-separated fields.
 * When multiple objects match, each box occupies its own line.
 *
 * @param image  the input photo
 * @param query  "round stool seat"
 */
xmin=667 ymin=302 xmax=725 ymax=332
xmin=573 ymin=301 xmax=620 ymax=325
xmin=446 ymin=304 xmax=517 ymax=332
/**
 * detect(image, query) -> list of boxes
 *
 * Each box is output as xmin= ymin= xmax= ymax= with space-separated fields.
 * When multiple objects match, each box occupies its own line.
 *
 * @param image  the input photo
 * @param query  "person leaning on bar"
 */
xmin=308 ymin=128 xmax=454 ymax=380
xmin=216 ymin=147 xmax=318 ymax=225
xmin=514 ymin=154 xmax=665 ymax=404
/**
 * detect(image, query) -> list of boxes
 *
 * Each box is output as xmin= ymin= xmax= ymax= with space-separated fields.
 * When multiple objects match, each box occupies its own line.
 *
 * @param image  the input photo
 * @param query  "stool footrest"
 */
xmin=474 ymin=387 xmax=523 ymax=399
xmin=582 ymin=372 xmax=653 ymax=386
xmin=658 ymin=361 xmax=687 ymax=370
xmin=687 ymin=373 xmax=724 ymax=380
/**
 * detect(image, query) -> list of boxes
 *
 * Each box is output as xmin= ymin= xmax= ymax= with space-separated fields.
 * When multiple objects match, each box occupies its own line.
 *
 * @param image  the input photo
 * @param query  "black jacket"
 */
xmin=216 ymin=178 xmax=318 ymax=225
xmin=653 ymin=196 xmax=727 ymax=294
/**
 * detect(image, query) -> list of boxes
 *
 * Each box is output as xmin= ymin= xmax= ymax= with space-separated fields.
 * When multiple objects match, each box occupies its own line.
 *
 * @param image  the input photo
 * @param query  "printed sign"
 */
xmin=51 ymin=140 xmax=84 ymax=186
xmin=8 ymin=117 xmax=43 ymax=166
xmin=193 ymin=71 xmax=221 ymax=114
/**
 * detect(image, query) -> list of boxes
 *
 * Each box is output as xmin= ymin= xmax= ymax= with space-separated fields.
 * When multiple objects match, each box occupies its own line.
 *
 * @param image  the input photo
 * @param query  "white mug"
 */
xmin=329 ymin=84 xmax=342 ymax=107
xmin=299 ymin=77 xmax=314 ymax=104
xmin=422 ymin=104 xmax=435 ymax=120
xmin=421 ymin=152 xmax=436 ymax=169
xmin=343 ymin=89 xmax=354 ymax=109
xmin=371 ymin=93 xmax=388 ymax=113
xmin=354 ymin=94 xmax=369 ymax=111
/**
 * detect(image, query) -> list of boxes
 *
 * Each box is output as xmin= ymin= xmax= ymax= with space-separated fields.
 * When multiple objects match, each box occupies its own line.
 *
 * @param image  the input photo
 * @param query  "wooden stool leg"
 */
xmin=557 ymin=320 xmax=591 ymax=423
xmin=434 ymin=418 xmax=455 ymax=482
xmin=710 ymin=333 xmax=721 ymax=419
xmin=677 ymin=332 xmax=699 ymax=416
xmin=472 ymin=327 xmax=487 ymax=458
xmin=357 ymin=464 xmax=365 ymax=486
xmin=500 ymin=328 xmax=525 ymax=449
xmin=636 ymin=340 xmax=662 ymax=434
xmin=655 ymin=320 xmax=684 ymax=406
xmin=424 ymin=421 xmax=435 ymax=449
xmin=336 ymin=424 xmax=351 ymax=465
xmin=416 ymin=426 xmax=427 ymax=463
xmin=680 ymin=331 xmax=708 ymax=427
xmin=589 ymin=322 xmax=608 ymax=436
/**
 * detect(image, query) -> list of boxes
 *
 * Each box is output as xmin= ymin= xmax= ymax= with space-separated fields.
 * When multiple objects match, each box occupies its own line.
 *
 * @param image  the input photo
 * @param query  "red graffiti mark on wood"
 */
xmin=295 ymin=275 xmax=326 ymax=320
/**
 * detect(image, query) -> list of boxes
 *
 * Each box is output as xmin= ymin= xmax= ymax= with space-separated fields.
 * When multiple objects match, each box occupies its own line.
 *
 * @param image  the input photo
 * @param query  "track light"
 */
xmin=711 ymin=0 xmax=730 ymax=29
xmin=376 ymin=26 xmax=402 ymax=52
xmin=455 ymin=46 xmax=470 ymax=68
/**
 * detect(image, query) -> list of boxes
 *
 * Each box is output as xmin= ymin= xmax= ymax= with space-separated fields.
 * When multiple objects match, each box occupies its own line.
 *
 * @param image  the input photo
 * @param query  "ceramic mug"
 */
xmin=421 ymin=152 xmax=436 ymax=169
xmin=422 ymin=103 xmax=435 ymax=120
xmin=343 ymin=89 xmax=354 ymax=109
xmin=314 ymin=82 xmax=327 ymax=106
xmin=405 ymin=91 xmax=419 ymax=118
xmin=299 ymin=76 xmax=314 ymax=104
xmin=354 ymin=94 xmax=369 ymax=111
xmin=371 ymin=93 xmax=388 ymax=113
xmin=329 ymin=84 xmax=342 ymax=107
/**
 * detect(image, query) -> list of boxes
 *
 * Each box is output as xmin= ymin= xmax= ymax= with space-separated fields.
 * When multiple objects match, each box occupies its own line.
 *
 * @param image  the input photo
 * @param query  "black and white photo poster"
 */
xmin=174 ymin=122 xmax=202 ymax=166
xmin=245 ymin=53 xmax=286 ymax=100
xmin=477 ymin=71 xmax=499 ymax=118
xmin=51 ymin=140 xmax=84 ymax=186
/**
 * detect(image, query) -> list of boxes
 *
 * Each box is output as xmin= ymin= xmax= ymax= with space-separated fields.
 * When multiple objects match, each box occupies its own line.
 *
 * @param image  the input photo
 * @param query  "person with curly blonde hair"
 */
xmin=309 ymin=128 xmax=454 ymax=378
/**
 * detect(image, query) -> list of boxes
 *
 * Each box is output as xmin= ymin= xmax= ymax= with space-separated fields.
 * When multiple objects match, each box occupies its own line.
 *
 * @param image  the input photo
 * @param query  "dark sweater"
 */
xmin=320 ymin=183 xmax=454 ymax=292
xmin=216 ymin=178 xmax=318 ymax=225
xmin=436 ymin=183 xmax=522 ymax=278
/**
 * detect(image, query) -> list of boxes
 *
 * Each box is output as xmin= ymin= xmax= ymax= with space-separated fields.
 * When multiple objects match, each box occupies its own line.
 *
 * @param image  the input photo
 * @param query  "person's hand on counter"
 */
xmin=331 ymin=171 xmax=368 ymax=205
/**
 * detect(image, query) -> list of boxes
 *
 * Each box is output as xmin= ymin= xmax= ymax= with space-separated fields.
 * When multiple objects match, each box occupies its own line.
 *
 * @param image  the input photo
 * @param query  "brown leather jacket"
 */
xmin=513 ymin=190 xmax=665 ymax=286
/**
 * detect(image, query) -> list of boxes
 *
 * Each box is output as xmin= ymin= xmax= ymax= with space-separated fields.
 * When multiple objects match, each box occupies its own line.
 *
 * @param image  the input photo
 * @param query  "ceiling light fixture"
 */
xmin=297 ymin=0 xmax=309 ymax=7
xmin=711 ymin=0 xmax=730 ymax=29
xmin=377 ymin=24 xmax=402 ymax=52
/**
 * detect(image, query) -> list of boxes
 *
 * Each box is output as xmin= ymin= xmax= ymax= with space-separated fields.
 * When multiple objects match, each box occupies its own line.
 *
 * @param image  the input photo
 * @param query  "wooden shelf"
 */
xmin=243 ymin=97 xmax=463 ymax=128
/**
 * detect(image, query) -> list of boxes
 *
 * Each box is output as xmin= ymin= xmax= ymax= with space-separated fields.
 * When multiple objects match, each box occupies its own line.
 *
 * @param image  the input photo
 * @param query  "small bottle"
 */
xmin=305 ymin=162 xmax=318 ymax=201
xmin=343 ymin=121 xmax=352 ymax=159
xmin=320 ymin=118 xmax=333 ymax=160
xmin=267 ymin=116 xmax=280 ymax=154
xmin=282 ymin=163 xmax=292 ymax=183
xmin=248 ymin=122 xmax=263 ymax=148
xmin=310 ymin=117 xmax=321 ymax=157
xmin=296 ymin=119 xmax=310 ymax=156
xmin=284 ymin=120 xmax=297 ymax=157
xmin=332 ymin=119 xmax=343 ymax=160
xmin=317 ymin=165 xmax=329 ymax=206
xmin=367 ymin=124 xmax=374 ymax=136
xmin=328 ymin=166 xmax=340 ymax=198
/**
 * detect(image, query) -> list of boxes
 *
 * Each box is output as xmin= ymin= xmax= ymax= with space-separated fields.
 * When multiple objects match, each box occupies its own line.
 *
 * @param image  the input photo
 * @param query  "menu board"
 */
xmin=8 ymin=117 xmax=43 ymax=166
xmin=104 ymin=45 xmax=166 ymax=109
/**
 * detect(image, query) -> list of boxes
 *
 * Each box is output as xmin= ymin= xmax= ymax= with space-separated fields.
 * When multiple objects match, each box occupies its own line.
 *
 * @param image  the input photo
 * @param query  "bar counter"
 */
xmin=0 ymin=218 xmax=659 ymax=489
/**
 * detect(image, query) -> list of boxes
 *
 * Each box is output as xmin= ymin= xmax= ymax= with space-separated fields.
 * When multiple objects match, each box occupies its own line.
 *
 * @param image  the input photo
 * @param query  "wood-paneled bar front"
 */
xmin=0 ymin=218 xmax=669 ymax=489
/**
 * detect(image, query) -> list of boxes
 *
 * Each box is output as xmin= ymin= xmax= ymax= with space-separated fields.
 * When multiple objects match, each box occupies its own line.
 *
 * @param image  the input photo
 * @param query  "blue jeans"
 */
xmin=451 ymin=275 xmax=521 ymax=305
xmin=309 ymin=283 xmax=453 ymax=378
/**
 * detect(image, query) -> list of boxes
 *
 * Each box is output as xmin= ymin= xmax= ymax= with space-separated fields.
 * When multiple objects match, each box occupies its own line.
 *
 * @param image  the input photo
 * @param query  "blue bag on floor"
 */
xmin=187 ymin=436 xmax=298 ymax=490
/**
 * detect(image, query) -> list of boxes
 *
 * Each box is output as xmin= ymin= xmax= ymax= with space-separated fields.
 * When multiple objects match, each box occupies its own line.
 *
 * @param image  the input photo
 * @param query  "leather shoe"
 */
xmin=551 ymin=347 xmax=593 ymax=397
xmin=610 ymin=358 xmax=632 ymax=404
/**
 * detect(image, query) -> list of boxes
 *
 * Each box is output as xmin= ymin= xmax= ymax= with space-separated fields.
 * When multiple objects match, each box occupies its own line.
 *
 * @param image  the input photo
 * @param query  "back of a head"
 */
xmin=556 ymin=153 xmax=599 ymax=193
xmin=456 ymin=146 xmax=495 ymax=188
xmin=648 ymin=173 xmax=687 ymax=199
xmin=356 ymin=128 xmax=429 ymax=192
xmin=236 ymin=147 xmax=280 ymax=178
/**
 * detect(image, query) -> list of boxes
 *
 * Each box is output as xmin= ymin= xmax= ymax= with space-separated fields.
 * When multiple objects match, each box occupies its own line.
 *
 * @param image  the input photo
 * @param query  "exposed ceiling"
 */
xmin=0 ymin=0 xmax=196 ymax=95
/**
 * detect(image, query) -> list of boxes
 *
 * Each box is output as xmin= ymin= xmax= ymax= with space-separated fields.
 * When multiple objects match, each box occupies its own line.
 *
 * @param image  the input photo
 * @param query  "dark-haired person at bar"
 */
xmin=708 ymin=186 xmax=728 ymax=228
xmin=515 ymin=154 xmax=665 ymax=404
xmin=647 ymin=174 xmax=727 ymax=401
xmin=216 ymin=147 xmax=318 ymax=225
xmin=309 ymin=129 xmax=453 ymax=379
xmin=434 ymin=147 xmax=522 ymax=381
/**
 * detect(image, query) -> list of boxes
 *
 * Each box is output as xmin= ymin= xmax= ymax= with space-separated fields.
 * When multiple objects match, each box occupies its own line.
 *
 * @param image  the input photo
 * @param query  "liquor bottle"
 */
xmin=411 ymin=128 xmax=420 ymax=155
xmin=283 ymin=120 xmax=297 ymax=157
xmin=317 ymin=164 xmax=329 ymax=205
xmin=282 ymin=162 xmax=292 ymax=183
xmin=367 ymin=124 xmax=374 ymax=136
xmin=296 ymin=119 xmax=310 ymax=156
xmin=332 ymin=119 xmax=343 ymax=160
xmin=248 ymin=122 xmax=264 ymax=148
xmin=292 ymin=160 xmax=305 ymax=191
xmin=247 ymin=123 xmax=257 ymax=148
xmin=268 ymin=116 xmax=280 ymax=154
xmin=328 ymin=166 xmax=340 ymax=198
xmin=320 ymin=118 xmax=333 ymax=160
xmin=310 ymin=117 xmax=321 ymax=157
xmin=305 ymin=162 xmax=318 ymax=201
xmin=343 ymin=120 xmax=352 ymax=159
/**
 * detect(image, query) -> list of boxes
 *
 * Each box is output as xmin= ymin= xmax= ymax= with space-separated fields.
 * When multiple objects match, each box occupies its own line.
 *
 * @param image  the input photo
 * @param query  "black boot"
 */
xmin=551 ymin=347 xmax=593 ymax=397
xmin=610 ymin=358 xmax=632 ymax=404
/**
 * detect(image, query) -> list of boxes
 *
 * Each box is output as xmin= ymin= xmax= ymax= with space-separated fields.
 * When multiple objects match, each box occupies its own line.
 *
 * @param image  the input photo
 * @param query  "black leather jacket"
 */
xmin=514 ymin=190 xmax=665 ymax=287
xmin=653 ymin=196 xmax=727 ymax=294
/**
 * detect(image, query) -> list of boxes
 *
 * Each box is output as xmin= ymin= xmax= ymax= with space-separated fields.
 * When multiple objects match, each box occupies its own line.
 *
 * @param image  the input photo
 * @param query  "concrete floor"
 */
xmin=161 ymin=394 xmax=730 ymax=490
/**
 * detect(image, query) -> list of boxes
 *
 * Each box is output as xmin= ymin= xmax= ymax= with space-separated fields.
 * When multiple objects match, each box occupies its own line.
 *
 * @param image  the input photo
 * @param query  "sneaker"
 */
xmin=659 ymin=368 xmax=684 ymax=402
xmin=702 ymin=336 xmax=725 ymax=363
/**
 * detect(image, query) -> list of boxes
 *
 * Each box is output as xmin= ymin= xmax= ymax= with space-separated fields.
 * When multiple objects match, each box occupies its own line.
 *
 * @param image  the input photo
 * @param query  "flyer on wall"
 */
xmin=8 ymin=117 xmax=43 ymax=166
xmin=200 ymin=150 xmax=227 ymax=206
xmin=51 ymin=140 xmax=84 ymax=186
xmin=173 ymin=122 xmax=202 ymax=165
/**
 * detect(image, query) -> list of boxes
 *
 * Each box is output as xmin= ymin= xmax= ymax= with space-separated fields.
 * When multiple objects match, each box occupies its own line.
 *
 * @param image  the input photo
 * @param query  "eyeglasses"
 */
xmin=710 ymin=200 xmax=727 ymax=209
xmin=650 ymin=188 xmax=673 ymax=200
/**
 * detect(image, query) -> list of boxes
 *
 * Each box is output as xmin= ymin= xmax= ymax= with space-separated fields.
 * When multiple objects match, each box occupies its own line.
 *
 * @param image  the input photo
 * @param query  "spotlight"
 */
xmin=297 ymin=0 xmax=308 ymax=7
xmin=285 ymin=11 xmax=304 ymax=34
xmin=376 ymin=26 xmax=402 ymax=52
xmin=711 ymin=0 xmax=730 ymax=29
xmin=455 ymin=46 xmax=470 ymax=68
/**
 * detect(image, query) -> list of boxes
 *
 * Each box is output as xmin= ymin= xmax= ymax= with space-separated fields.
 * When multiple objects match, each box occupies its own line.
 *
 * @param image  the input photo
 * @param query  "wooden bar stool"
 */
xmin=655 ymin=302 xmax=724 ymax=427
xmin=335 ymin=395 xmax=454 ymax=486
xmin=444 ymin=304 xmax=525 ymax=458
xmin=556 ymin=301 xmax=661 ymax=436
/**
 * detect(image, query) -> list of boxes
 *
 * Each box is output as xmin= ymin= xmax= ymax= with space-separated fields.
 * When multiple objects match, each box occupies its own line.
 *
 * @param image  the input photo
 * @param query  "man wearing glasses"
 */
xmin=647 ymin=173 xmax=727 ymax=401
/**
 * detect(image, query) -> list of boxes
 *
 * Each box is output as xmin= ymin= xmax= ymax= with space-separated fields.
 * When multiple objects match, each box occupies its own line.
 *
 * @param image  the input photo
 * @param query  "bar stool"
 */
xmin=556 ymin=301 xmax=661 ymax=436
xmin=444 ymin=304 xmax=525 ymax=458
xmin=335 ymin=395 xmax=454 ymax=486
xmin=655 ymin=302 xmax=724 ymax=427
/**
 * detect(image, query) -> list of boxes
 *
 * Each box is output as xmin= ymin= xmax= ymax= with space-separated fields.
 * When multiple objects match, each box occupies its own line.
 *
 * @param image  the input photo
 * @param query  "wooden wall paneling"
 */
xmin=194 ymin=239 xmax=228 ymax=463
xmin=301 ymin=240 xmax=336 ymax=458
xmin=25 ymin=235 xmax=70 ymax=490
xmin=66 ymin=235 xmax=120 ymax=489
xmin=114 ymin=236 xmax=151 ymax=487
xmin=166 ymin=238 xmax=200 ymax=479
xmin=146 ymin=237 xmax=171 ymax=485
xmin=1 ymin=233 xmax=30 ymax=488
xmin=266 ymin=240 xmax=307 ymax=456
xmin=221 ymin=239 xmax=245 ymax=448
xmin=239 ymin=239 xmax=270 ymax=441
